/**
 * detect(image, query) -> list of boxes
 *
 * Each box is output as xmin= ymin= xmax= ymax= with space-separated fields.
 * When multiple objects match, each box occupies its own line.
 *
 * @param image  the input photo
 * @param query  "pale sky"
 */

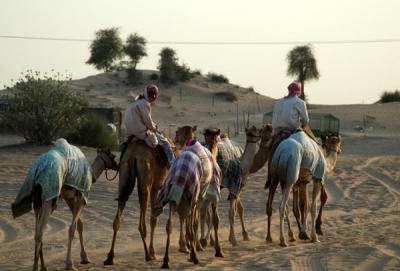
xmin=1 ymin=0 xmax=399 ymax=104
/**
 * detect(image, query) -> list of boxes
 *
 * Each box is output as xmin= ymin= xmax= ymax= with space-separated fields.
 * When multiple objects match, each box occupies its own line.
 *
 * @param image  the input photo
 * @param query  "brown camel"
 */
xmin=265 ymin=132 xmax=342 ymax=246
xmin=155 ymin=125 xmax=223 ymax=268
xmin=11 ymin=140 xmax=117 ymax=271
xmin=203 ymin=125 xmax=268 ymax=246
xmin=104 ymin=131 xmax=179 ymax=264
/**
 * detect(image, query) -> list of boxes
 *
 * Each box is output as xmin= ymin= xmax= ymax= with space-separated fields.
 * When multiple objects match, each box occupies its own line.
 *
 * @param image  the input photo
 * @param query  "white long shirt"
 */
xmin=271 ymin=96 xmax=309 ymax=135
xmin=123 ymin=98 xmax=157 ymax=137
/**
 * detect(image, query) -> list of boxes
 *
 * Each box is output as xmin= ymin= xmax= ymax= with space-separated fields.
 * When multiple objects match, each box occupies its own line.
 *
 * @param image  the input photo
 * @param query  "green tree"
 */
xmin=287 ymin=45 xmax=320 ymax=100
xmin=158 ymin=47 xmax=180 ymax=85
xmin=124 ymin=33 xmax=147 ymax=70
xmin=87 ymin=27 xmax=124 ymax=72
xmin=0 ymin=70 xmax=87 ymax=144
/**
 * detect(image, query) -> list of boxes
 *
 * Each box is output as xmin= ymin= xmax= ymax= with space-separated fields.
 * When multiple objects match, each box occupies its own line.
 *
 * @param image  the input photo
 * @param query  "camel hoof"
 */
xmin=265 ymin=236 xmax=273 ymax=243
xmin=280 ymin=240 xmax=288 ymax=247
xmin=161 ymin=261 xmax=170 ymax=269
xmin=103 ymin=256 xmax=114 ymax=266
xmin=289 ymin=237 xmax=297 ymax=242
xmin=40 ymin=267 xmax=48 ymax=271
xmin=229 ymin=236 xmax=238 ymax=246
xmin=316 ymin=227 xmax=324 ymax=236
xmin=200 ymin=238 xmax=208 ymax=248
xmin=243 ymin=231 xmax=250 ymax=241
xmin=65 ymin=263 xmax=77 ymax=271
xmin=193 ymin=258 xmax=200 ymax=265
xmin=215 ymin=250 xmax=224 ymax=258
xmin=196 ymin=244 xmax=205 ymax=252
xmin=312 ymin=237 xmax=321 ymax=243
xmin=299 ymin=232 xmax=310 ymax=240
xmin=179 ymin=246 xmax=190 ymax=254
xmin=80 ymin=259 xmax=91 ymax=264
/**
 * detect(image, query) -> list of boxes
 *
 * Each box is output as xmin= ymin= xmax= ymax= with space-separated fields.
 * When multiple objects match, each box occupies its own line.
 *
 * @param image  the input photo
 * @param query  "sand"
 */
xmin=0 ymin=71 xmax=399 ymax=270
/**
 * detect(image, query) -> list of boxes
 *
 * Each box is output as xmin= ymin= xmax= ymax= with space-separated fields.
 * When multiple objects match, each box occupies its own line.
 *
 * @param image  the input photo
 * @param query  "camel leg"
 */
xmin=228 ymin=197 xmax=238 ymax=246
xmin=299 ymin=182 xmax=310 ymax=240
xmin=266 ymin=180 xmax=278 ymax=243
xmin=292 ymin=183 xmax=302 ymax=231
xmin=104 ymin=200 xmax=127 ymax=265
xmin=199 ymin=199 xmax=210 ymax=249
xmin=161 ymin=203 xmax=175 ymax=269
xmin=316 ymin=184 xmax=327 ymax=235
xmin=149 ymin=188 xmax=160 ymax=260
xmin=285 ymin=205 xmax=296 ymax=242
xmin=279 ymin=183 xmax=293 ymax=247
xmin=212 ymin=203 xmax=224 ymax=257
xmin=188 ymin=207 xmax=199 ymax=264
xmin=65 ymin=198 xmax=90 ymax=264
xmin=178 ymin=216 xmax=189 ymax=253
xmin=193 ymin=204 xmax=203 ymax=252
xmin=33 ymin=201 xmax=52 ymax=271
xmin=311 ymin=181 xmax=322 ymax=243
xmin=137 ymin=183 xmax=152 ymax=261
xmin=237 ymin=197 xmax=250 ymax=241
xmin=65 ymin=195 xmax=85 ymax=271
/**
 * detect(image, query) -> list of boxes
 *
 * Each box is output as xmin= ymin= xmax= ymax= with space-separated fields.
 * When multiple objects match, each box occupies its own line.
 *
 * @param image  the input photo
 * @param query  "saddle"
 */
xmin=119 ymin=135 xmax=168 ymax=166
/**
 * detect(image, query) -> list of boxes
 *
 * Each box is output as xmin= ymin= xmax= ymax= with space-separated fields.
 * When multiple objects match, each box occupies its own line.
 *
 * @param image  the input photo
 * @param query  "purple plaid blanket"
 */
xmin=155 ymin=141 xmax=221 ymax=217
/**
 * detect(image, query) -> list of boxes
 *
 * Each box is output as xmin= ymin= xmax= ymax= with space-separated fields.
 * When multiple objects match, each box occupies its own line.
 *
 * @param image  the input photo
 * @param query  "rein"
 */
xmin=98 ymin=153 xmax=119 ymax=181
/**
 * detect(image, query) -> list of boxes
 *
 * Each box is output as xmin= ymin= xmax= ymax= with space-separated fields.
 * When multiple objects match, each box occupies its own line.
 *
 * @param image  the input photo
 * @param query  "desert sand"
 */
xmin=0 ymin=71 xmax=399 ymax=270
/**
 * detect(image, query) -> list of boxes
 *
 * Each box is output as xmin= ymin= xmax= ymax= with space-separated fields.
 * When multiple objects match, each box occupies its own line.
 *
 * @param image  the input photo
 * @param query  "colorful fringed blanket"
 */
xmin=217 ymin=138 xmax=244 ymax=197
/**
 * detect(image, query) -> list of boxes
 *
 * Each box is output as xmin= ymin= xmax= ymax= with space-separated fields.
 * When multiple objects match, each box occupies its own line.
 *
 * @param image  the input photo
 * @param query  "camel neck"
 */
xmin=91 ymin=156 xmax=106 ymax=180
xmin=240 ymin=141 xmax=258 ymax=174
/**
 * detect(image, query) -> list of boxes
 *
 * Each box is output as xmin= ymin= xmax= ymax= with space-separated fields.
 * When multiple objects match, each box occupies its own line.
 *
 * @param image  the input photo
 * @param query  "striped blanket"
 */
xmin=217 ymin=138 xmax=244 ymax=197
xmin=12 ymin=139 xmax=92 ymax=217
xmin=155 ymin=141 xmax=221 ymax=217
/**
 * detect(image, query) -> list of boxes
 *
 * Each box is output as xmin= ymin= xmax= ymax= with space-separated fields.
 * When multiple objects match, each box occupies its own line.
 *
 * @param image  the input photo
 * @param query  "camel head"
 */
xmin=321 ymin=133 xmax=342 ymax=155
xmin=175 ymin=125 xmax=197 ymax=148
xmin=96 ymin=148 xmax=118 ymax=170
xmin=260 ymin=124 xmax=273 ymax=145
xmin=245 ymin=125 xmax=261 ymax=143
xmin=203 ymin=127 xmax=221 ymax=147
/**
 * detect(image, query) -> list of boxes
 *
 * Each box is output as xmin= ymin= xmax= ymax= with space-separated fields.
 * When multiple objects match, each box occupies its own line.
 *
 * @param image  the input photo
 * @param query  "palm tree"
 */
xmin=287 ymin=45 xmax=320 ymax=101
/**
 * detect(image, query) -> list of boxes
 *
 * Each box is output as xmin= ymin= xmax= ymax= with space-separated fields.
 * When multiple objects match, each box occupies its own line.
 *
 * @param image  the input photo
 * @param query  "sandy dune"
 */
xmin=0 ymin=71 xmax=399 ymax=270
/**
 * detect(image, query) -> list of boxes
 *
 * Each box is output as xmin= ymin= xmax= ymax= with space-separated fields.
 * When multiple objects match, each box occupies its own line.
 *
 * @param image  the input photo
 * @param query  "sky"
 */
xmin=0 ymin=0 xmax=399 ymax=104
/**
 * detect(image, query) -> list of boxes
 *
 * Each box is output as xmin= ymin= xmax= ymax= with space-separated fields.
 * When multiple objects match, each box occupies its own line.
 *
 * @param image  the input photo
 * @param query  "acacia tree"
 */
xmin=87 ymin=27 xmax=124 ymax=72
xmin=1 ymin=70 xmax=87 ymax=144
xmin=124 ymin=33 xmax=147 ymax=71
xmin=287 ymin=45 xmax=320 ymax=100
xmin=158 ymin=47 xmax=180 ymax=85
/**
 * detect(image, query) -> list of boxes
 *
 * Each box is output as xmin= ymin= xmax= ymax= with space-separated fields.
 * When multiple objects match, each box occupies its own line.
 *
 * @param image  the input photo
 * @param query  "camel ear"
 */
xmin=192 ymin=126 xmax=197 ymax=132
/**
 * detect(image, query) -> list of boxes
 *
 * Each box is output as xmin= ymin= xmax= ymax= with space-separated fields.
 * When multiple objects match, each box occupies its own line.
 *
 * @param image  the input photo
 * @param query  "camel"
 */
xmin=11 ymin=139 xmax=117 ymax=271
xmin=203 ymin=125 xmax=269 ymax=246
xmin=152 ymin=125 xmax=223 ymax=268
xmin=103 ymin=131 xmax=179 ymax=264
xmin=266 ymin=131 xmax=342 ymax=246
xmin=292 ymin=133 xmax=342 ymax=239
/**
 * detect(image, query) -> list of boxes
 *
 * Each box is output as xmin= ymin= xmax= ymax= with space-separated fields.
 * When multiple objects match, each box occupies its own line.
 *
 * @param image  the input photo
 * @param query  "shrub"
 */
xmin=149 ymin=73 xmax=159 ymax=81
xmin=379 ymin=90 xmax=400 ymax=103
xmin=0 ymin=70 xmax=87 ymax=144
xmin=208 ymin=72 xmax=229 ymax=84
xmin=214 ymin=91 xmax=237 ymax=102
xmin=66 ymin=113 xmax=118 ymax=150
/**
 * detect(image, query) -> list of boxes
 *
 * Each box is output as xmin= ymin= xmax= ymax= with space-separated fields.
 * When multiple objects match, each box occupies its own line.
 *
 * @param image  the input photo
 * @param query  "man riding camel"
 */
xmin=265 ymin=80 xmax=317 ymax=188
xmin=123 ymin=84 xmax=175 ymax=167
